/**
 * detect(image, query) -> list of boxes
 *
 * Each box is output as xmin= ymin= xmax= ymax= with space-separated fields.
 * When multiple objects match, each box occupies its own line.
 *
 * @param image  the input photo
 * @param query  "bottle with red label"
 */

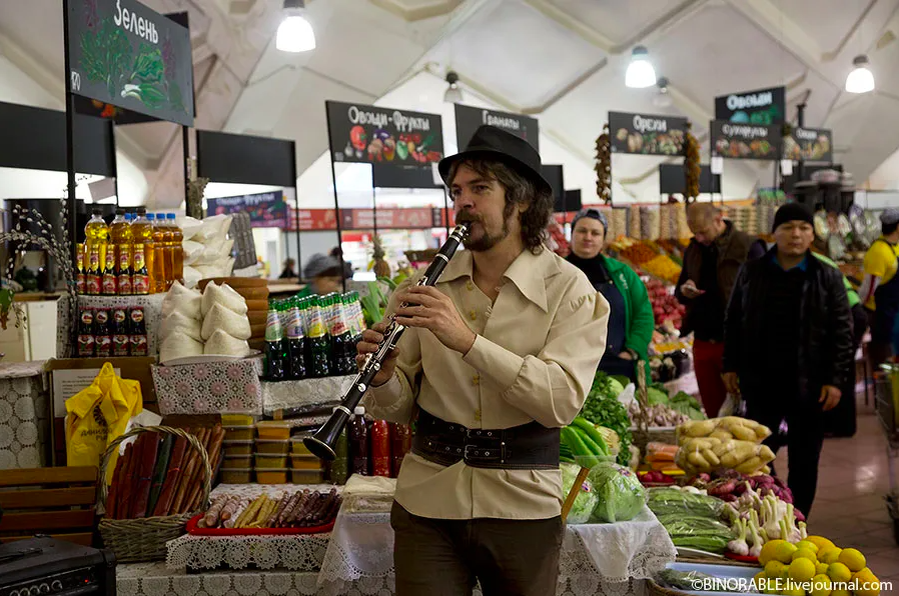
xmin=94 ymin=307 xmax=112 ymax=357
xmin=111 ymin=307 xmax=130 ymax=356
xmin=101 ymin=245 xmax=117 ymax=296
xmin=129 ymin=307 xmax=148 ymax=356
xmin=131 ymin=244 xmax=150 ymax=295
xmin=75 ymin=243 xmax=86 ymax=295
xmin=77 ymin=307 xmax=95 ymax=357
xmin=349 ymin=406 xmax=370 ymax=476
xmin=85 ymin=244 xmax=101 ymax=295
xmin=370 ymin=419 xmax=391 ymax=477
xmin=389 ymin=423 xmax=412 ymax=478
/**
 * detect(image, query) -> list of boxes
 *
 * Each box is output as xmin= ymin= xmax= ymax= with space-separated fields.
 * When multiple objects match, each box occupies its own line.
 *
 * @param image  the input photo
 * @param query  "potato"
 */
xmin=687 ymin=451 xmax=710 ymax=469
xmin=760 ymin=465 xmax=771 ymax=474
xmin=702 ymin=448 xmax=720 ymax=467
xmin=754 ymin=425 xmax=772 ymax=440
xmin=759 ymin=445 xmax=775 ymax=462
xmin=720 ymin=451 xmax=740 ymax=468
xmin=709 ymin=430 xmax=733 ymax=441
xmin=731 ymin=426 xmax=757 ymax=442
xmin=683 ymin=420 xmax=717 ymax=437
xmin=712 ymin=440 xmax=736 ymax=457
xmin=735 ymin=456 xmax=763 ymax=474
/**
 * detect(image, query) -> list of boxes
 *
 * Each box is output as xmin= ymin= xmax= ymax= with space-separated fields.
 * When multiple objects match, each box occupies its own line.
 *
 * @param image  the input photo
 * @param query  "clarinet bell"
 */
xmin=303 ymin=409 xmax=350 ymax=460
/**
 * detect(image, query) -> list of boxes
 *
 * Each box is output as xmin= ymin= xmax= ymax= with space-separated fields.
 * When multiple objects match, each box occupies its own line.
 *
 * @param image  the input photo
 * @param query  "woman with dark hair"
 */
xmin=566 ymin=208 xmax=654 ymax=381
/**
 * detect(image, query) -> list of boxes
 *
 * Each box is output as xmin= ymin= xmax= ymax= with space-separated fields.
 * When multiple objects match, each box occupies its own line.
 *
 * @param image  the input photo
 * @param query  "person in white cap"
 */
xmin=860 ymin=208 xmax=899 ymax=368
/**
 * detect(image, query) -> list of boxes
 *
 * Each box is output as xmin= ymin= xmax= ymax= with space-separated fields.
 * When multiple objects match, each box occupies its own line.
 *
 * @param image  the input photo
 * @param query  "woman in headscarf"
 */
xmin=566 ymin=208 xmax=654 ymax=381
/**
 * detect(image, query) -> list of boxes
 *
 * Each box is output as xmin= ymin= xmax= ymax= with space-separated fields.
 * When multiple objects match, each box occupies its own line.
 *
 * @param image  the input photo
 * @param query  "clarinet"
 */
xmin=303 ymin=222 xmax=471 ymax=460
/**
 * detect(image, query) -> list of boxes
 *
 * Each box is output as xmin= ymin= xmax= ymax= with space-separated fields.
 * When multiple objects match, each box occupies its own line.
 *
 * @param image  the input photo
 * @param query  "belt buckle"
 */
xmin=463 ymin=429 xmax=504 ymax=463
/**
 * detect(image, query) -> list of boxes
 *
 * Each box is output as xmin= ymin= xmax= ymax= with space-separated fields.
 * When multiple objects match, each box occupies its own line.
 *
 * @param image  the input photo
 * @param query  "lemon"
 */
xmin=796 ymin=540 xmax=820 ymax=554
xmin=790 ymin=558 xmax=817 ymax=583
xmin=767 ymin=560 xmax=789 ymax=579
xmin=792 ymin=548 xmax=819 ymax=564
xmin=761 ymin=539 xmax=787 ymax=566
xmin=783 ymin=588 xmax=807 ymax=596
xmin=810 ymin=574 xmax=832 ymax=596
xmin=837 ymin=548 xmax=866 ymax=573
xmin=816 ymin=562 xmax=830 ymax=576
xmin=827 ymin=562 xmax=852 ymax=583
xmin=852 ymin=568 xmax=881 ymax=596
xmin=807 ymin=536 xmax=837 ymax=551
xmin=776 ymin=541 xmax=800 ymax=564
xmin=819 ymin=547 xmax=842 ymax=565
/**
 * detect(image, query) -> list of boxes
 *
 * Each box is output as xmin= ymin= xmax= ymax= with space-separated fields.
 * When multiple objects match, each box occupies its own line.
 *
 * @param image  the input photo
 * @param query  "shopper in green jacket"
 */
xmin=566 ymin=208 xmax=655 ymax=381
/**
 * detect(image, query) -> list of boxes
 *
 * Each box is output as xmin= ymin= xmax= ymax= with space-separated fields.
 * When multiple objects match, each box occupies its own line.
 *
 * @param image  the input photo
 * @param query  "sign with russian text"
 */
xmin=710 ymin=120 xmax=780 ymax=160
xmin=714 ymin=86 xmax=785 ymax=125
xmin=207 ymin=192 xmax=286 ymax=228
xmin=454 ymin=104 xmax=539 ymax=151
xmin=608 ymin=111 xmax=688 ymax=156
xmin=66 ymin=0 xmax=194 ymax=126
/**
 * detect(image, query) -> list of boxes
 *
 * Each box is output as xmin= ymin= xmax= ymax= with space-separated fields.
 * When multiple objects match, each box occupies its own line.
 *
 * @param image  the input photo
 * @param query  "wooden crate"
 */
xmin=0 ymin=466 xmax=98 ymax=546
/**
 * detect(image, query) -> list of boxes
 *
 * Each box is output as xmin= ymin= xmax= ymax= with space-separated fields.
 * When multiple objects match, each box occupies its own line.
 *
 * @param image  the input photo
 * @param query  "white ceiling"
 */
xmin=2 ymin=0 xmax=899 ymax=207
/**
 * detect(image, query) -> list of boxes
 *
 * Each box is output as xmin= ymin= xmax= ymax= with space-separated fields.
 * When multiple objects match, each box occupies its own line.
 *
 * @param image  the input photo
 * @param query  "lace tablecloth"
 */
xmin=117 ymin=563 xmax=649 ymax=596
xmin=0 ymin=361 xmax=49 ymax=469
xmin=261 ymin=376 xmax=354 ymax=416
xmin=318 ymin=492 xmax=674 ymax=594
xmin=166 ymin=484 xmax=341 ymax=571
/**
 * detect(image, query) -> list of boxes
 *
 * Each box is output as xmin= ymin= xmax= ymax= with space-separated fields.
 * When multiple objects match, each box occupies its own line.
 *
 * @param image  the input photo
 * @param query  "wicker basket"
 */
xmin=97 ymin=425 xmax=212 ymax=563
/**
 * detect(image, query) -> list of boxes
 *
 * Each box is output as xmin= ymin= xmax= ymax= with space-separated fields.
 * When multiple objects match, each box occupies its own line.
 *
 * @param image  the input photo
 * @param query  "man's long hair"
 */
xmin=448 ymin=159 xmax=553 ymax=254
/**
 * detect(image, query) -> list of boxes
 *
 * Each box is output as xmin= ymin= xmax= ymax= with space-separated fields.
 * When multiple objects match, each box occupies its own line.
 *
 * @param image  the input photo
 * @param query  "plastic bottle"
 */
xmin=285 ymin=302 xmax=307 ymax=380
xmin=370 ymin=420 xmax=391 ymax=477
xmin=84 ymin=208 xmax=109 ymax=269
xmin=101 ymin=240 xmax=117 ymax=296
xmin=130 ymin=208 xmax=155 ymax=293
xmin=131 ymin=243 xmax=150 ymax=295
xmin=94 ymin=307 xmax=111 ymax=358
xmin=75 ymin=243 xmax=86 ymax=295
xmin=327 ymin=294 xmax=354 ymax=375
xmin=349 ymin=406 xmax=370 ymax=476
xmin=85 ymin=244 xmax=101 ymax=295
xmin=167 ymin=214 xmax=183 ymax=285
xmin=305 ymin=297 xmax=331 ymax=378
xmin=110 ymin=210 xmax=132 ymax=296
xmin=151 ymin=213 xmax=168 ymax=293
xmin=389 ymin=423 xmax=412 ymax=478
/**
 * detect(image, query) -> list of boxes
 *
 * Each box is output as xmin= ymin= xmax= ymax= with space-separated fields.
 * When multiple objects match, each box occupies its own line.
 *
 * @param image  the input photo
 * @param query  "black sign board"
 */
xmin=0 ymin=101 xmax=115 ymax=176
xmin=66 ymin=0 xmax=194 ymax=127
xmin=565 ymin=189 xmax=582 ymax=213
xmin=541 ymin=165 xmax=564 ymax=212
xmin=608 ymin=111 xmax=688 ymax=156
xmin=714 ymin=86 xmax=786 ymax=125
xmin=783 ymin=127 xmax=833 ymax=163
xmin=197 ymin=130 xmax=296 ymax=188
xmin=710 ymin=120 xmax=780 ymax=161
xmin=454 ymin=104 xmax=539 ymax=152
xmin=659 ymin=163 xmax=714 ymax=195
xmin=325 ymin=101 xmax=444 ymax=171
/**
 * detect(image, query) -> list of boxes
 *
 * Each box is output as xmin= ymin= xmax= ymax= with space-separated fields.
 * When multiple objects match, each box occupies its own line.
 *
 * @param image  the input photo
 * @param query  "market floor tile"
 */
xmin=774 ymin=392 xmax=899 ymax=590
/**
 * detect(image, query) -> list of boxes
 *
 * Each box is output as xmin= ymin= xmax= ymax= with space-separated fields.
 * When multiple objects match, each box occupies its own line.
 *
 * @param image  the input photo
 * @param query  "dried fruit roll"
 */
xmin=284 ymin=491 xmax=316 ymax=526
xmin=105 ymin=443 xmax=131 ymax=519
xmin=223 ymin=498 xmax=251 ymax=528
xmin=305 ymin=491 xmax=335 ymax=525
xmin=251 ymin=496 xmax=278 ymax=528
xmin=171 ymin=427 xmax=208 ymax=514
xmin=267 ymin=492 xmax=293 ymax=528
xmin=233 ymin=494 xmax=265 ymax=529
xmin=275 ymin=492 xmax=302 ymax=527
xmin=187 ymin=425 xmax=224 ymax=513
xmin=204 ymin=495 xmax=229 ymax=528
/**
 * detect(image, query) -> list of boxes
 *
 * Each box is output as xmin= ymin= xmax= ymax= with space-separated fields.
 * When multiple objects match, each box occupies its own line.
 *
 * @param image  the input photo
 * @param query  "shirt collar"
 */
xmin=438 ymin=248 xmax=557 ymax=312
xmin=774 ymin=253 xmax=809 ymax=271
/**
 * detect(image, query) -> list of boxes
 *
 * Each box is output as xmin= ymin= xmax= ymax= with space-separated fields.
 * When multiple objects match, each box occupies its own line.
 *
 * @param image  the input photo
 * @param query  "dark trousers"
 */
xmin=693 ymin=340 xmax=728 ymax=418
xmin=391 ymin=501 xmax=564 ymax=596
xmin=744 ymin=395 xmax=824 ymax=519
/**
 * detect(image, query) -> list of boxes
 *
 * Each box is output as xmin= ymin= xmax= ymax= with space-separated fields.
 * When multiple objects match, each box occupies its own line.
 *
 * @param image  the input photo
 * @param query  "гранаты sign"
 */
xmin=326 ymin=101 xmax=443 ymax=168
xmin=608 ymin=111 xmax=688 ymax=156
xmin=66 ymin=0 xmax=194 ymax=127
xmin=454 ymin=104 xmax=539 ymax=152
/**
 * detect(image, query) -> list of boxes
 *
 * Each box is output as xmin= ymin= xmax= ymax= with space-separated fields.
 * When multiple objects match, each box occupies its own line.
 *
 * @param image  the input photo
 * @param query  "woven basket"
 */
xmin=97 ymin=425 xmax=212 ymax=563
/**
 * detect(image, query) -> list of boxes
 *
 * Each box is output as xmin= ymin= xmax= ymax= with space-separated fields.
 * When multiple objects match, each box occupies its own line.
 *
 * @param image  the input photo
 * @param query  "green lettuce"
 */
xmin=587 ymin=461 xmax=646 ymax=523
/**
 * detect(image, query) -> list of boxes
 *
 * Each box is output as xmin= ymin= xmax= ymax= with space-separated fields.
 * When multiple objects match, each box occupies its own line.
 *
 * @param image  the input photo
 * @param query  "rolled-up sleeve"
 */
xmin=463 ymin=288 xmax=609 ymax=428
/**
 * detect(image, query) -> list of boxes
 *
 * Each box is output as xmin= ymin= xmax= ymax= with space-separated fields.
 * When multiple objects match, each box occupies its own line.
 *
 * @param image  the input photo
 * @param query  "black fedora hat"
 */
xmin=439 ymin=125 xmax=552 ymax=196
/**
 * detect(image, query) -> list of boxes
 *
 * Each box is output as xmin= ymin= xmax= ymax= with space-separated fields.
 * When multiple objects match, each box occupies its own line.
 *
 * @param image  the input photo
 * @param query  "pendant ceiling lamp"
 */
xmin=845 ymin=55 xmax=875 ymax=94
xmin=444 ymin=71 xmax=463 ymax=103
xmin=625 ymin=46 xmax=656 ymax=89
xmin=276 ymin=0 xmax=315 ymax=53
xmin=653 ymin=77 xmax=673 ymax=108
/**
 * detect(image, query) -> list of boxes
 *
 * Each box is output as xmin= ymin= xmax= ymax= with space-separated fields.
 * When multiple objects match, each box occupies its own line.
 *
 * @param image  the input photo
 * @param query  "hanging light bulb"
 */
xmin=625 ymin=46 xmax=656 ymax=89
xmin=444 ymin=71 xmax=463 ymax=103
xmin=653 ymin=76 xmax=673 ymax=108
xmin=276 ymin=0 xmax=315 ymax=53
xmin=845 ymin=55 xmax=874 ymax=93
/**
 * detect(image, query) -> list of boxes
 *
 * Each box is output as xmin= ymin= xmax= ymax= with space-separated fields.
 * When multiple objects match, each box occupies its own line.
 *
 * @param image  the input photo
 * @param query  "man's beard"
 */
xmin=460 ymin=203 xmax=517 ymax=252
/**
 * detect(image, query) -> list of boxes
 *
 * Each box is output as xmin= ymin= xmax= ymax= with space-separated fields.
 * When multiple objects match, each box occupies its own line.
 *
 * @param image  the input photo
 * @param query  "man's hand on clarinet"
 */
xmin=357 ymin=322 xmax=399 ymax=387
xmin=394 ymin=286 xmax=477 ymax=355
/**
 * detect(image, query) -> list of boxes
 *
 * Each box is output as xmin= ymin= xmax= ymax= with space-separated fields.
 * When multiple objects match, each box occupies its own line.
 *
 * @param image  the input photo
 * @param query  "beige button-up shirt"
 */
xmin=364 ymin=247 xmax=610 ymax=520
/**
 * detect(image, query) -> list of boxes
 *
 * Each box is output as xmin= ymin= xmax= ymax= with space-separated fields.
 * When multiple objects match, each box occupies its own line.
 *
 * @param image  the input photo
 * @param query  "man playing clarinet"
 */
xmin=358 ymin=125 xmax=610 ymax=596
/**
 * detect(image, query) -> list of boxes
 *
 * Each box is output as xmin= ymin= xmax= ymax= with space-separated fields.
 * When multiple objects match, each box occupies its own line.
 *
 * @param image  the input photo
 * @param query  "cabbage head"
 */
xmin=560 ymin=463 xmax=598 ymax=524
xmin=587 ymin=461 xmax=646 ymax=523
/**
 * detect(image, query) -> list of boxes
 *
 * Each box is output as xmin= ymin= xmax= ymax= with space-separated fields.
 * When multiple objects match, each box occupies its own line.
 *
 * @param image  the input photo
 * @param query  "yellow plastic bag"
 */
xmin=65 ymin=362 xmax=143 ymax=483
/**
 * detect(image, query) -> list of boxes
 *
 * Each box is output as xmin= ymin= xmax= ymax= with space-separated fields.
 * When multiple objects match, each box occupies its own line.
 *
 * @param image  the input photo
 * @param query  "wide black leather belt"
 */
xmin=412 ymin=409 xmax=560 ymax=470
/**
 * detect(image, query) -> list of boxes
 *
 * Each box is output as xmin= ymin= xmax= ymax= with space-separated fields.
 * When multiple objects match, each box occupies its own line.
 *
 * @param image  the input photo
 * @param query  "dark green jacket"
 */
xmin=599 ymin=255 xmax=655 ymax=363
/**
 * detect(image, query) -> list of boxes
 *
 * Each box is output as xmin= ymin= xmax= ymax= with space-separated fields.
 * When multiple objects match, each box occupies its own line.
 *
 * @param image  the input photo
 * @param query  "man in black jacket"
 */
xmin=676 ymin=204 xmax=766 ymax=418
xmin=722 ymin=203 xmax=853 ymax=519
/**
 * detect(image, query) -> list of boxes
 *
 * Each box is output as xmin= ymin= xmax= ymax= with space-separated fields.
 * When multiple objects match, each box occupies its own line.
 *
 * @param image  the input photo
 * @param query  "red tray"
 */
xmin=724 ymin=552 xmax=759 ymax=564
xmin=186 ymin=514 xmax=335 ymax=536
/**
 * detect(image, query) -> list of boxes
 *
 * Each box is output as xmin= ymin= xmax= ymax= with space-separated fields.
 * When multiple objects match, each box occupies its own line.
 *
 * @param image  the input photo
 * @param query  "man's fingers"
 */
xmin=361 ymin=329 xmax=385 ymax=344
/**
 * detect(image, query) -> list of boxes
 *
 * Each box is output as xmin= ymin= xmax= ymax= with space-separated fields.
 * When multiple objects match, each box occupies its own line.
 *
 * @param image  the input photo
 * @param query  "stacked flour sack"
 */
xmin=159 ymin=281 xmax=252 ymax=363
xmin=181 ymin=215 xmax=235 ymax=289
